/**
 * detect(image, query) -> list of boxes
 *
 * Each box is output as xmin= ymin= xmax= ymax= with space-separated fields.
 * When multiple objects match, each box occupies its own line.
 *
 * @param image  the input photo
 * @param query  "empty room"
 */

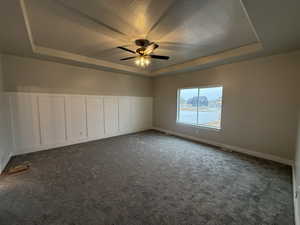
xmin=1 ymin=0 xmax=300 ymax=224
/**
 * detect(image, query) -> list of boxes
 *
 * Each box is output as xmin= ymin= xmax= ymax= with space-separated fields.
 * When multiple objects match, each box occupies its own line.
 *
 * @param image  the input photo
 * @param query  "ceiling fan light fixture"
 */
xmin=135 ymin=56 xmax=150 ymax=67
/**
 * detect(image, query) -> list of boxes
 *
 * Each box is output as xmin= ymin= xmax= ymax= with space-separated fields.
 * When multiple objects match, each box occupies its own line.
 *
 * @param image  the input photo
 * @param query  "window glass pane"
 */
xmin=178 ymin=88 xmax=198 ymax=125
xmin=197 ymin=87 xmax=223 ymax=129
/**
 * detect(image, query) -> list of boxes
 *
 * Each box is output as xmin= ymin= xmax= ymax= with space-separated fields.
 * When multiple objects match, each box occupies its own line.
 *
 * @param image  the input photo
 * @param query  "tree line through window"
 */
xmin=177 ymin=86 xmax=223 ymax=129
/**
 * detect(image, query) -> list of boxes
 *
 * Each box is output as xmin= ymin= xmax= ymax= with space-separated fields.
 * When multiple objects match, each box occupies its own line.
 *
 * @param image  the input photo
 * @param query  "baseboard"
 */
xmin=152 ymin=127 xmax=293 ymax=166
xmin=13 ymin=128 xmax=151 ymax=156
xmin=293 ymin=165 xmax=300 ymax=225
xmin=0 ymin=152 xmax=13 ymax=174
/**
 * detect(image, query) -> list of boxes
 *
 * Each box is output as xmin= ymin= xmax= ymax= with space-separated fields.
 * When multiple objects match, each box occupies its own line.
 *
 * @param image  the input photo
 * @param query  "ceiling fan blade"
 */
xmin=152 ymin=43 xmax=159 ymax=50
xmin=144 ymin=43 xmax=159 ymax=55
xmin=120 ymin=56 xmax=136 ymax=61
xmin=117 ymin=47 xmax=136 ymax=54
xmin=150 ymin=55 xmax=170 ymax=60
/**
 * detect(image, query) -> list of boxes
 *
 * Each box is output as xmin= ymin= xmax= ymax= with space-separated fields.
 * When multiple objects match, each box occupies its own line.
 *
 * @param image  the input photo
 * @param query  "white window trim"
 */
xmin=176 ymin=85 xmax=224 ymax=131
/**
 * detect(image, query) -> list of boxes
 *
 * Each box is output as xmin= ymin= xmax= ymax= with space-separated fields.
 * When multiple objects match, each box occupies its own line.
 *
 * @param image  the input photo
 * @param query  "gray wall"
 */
xmin=154 ymin=51 xmax=300 ymax=160
xmin=0 ymin=55 xmax=13 ymax=171
xmin=2 ymin=54 xmax=153 ymax=97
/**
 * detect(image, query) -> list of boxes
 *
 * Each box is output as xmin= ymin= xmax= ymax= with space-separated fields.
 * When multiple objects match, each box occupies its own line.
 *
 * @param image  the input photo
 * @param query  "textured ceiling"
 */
xmin=26 ymin=0 xmax=258 ymax=71
xmin=0 ymin=0 xmax=300 ymax=76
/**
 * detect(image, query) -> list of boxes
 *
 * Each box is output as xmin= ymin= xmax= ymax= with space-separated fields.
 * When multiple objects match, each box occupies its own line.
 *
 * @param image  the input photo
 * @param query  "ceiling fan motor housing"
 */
xmin=136 ymin=47 xmax=146 ymax=55
xmin=135 ymin=39 xmax=150 ymax=47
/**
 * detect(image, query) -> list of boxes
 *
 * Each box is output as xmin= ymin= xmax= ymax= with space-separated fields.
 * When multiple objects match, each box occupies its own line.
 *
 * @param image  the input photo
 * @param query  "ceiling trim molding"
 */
xmin=151 ymin=42 xmax=263 ymax=75
xmin=20 ymin=0 xmax=36 ymax=51
xmin=240 ymin=0 xmax=261 ymax=43
xmin=34 ymin=46 xmax=149 ymax=75
xmin=20 ymin=0 xmax=264 ymax=77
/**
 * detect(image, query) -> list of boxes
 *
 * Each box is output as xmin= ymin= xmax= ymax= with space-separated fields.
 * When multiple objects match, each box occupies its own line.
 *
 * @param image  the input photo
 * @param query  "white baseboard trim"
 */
xmin=0 ymin=152 xmax=13 ymax=174
xmin=152 ymin=127 xmax=293 ymax=166
xmin=292 ymin=165 xmax=300 ymax=225
xmin=13 ymin=128 xmax=151 ymax=156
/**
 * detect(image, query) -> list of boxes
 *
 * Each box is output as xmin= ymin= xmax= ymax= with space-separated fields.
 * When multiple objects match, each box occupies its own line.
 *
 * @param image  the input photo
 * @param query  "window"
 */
xmin=177 ymin=86 xmax=223 ymax=129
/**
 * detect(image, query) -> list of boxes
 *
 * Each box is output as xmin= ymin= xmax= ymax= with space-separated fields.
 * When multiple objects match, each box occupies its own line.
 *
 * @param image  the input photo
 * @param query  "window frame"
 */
xmin=176 ymin=85 xmax=224 ymax=131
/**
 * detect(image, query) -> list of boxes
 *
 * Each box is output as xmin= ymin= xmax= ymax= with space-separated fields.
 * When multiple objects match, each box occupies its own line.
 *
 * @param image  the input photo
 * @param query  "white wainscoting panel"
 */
xmin=38 ymin=95 xmax=67 ymax=146
xmin=8 ymin=92 xmax=153 ymax=155
xmin=9 ymin=93 xmax=40 ymax=154
xmin=104 ymin=96 xmax=119 ymax=137
xmin=131 ymin=97 xmax=143 ymax=131
xmin=119 ymin=96 xmax=132 ymax=134
xmin=86 ymin=96 xmax=104 ymax=139
xmin=66 ymin=95 xmax=87 ymax=142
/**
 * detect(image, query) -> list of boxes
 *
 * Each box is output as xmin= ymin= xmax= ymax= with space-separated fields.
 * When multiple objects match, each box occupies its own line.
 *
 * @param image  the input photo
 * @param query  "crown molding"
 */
xmin=151 ymin=42 xmax=263 ymax=75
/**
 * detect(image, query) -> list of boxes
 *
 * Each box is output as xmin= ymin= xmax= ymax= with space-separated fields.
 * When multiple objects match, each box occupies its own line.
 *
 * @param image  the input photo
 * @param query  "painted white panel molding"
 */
xmin=131 ymin=97 xmax=143 ymax=131
xmin=8 ymin=92 xmax=153 ymax=155
xmin=86 ymin=96 xmax=104 ymax=139
xmin=104 ymin=96 xmax=119 ymax=136
xmin=9 ymin=93 xmax=40 ymax=154
xmin=119 ymin=96 xmax=132 ymax=134
xmin=66 ymin=95 xmax=87 ymax=142
xmin=38 ymin=95 xmax=67 ymax=146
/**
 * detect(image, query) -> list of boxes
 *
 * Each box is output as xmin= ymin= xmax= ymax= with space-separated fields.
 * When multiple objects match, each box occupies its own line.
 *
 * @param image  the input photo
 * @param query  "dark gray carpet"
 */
xmin=0 ymin=131 xmax=294 ymax=225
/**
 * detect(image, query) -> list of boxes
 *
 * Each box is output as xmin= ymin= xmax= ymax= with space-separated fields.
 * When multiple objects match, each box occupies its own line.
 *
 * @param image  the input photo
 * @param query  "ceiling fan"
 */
xmin=117 ymin=39 xmax=170 ymax=67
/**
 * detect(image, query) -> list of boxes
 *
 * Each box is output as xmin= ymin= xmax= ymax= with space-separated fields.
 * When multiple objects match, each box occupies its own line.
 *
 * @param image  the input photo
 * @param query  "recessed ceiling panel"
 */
xmin=26 ymin=0 xmax=258 ymax=71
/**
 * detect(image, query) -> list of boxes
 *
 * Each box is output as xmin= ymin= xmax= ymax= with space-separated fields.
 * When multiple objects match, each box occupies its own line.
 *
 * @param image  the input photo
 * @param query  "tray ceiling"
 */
xmin=24 ymin=0 xmax=259 ymax=74
xmin=2 ymin=0 xmax=300 ymax=76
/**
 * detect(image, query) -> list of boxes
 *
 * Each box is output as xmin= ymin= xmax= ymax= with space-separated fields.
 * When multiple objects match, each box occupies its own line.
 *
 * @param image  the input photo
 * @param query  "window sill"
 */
xmin=176 ymin=121 xmax=222 ymax=132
